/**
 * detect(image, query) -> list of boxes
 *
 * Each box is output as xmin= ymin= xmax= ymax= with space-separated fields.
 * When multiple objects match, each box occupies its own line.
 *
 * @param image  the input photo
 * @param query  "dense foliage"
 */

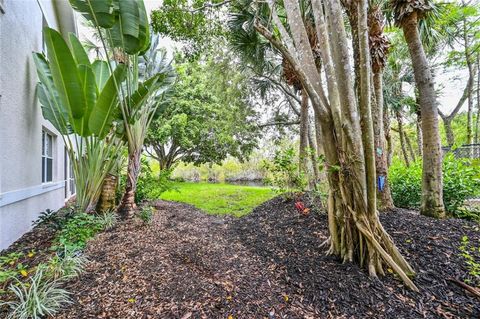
xmin=146 ymin=52 xmax=259 ymax=169
xmin=389 ymin=155 xmax=480 ymax=219
xmin=262 ymin=147 xmax=307 ymax=196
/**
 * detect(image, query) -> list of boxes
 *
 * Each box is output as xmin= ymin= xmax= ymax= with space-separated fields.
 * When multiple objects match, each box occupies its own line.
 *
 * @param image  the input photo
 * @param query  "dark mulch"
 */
xmin=47 ymin=196 xmax=480 ymax=319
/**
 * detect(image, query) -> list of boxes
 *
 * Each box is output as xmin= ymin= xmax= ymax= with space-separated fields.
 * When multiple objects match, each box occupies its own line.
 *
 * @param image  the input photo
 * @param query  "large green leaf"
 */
xmin=69 ymin=33 xmax=90 ymax=66
xmin=36 ymin=83 xmax=70 ymax=135
xmin=73 ymin=64 xmax=98 ymax=136
xmin=109 ymin=0 xmax=150 ymax=54
xmin=69 ymin=0 xmax=116 ymax=28
xmin=136 ymin=0 xmax=150 ymax=54
xmin=43 ymin=27 xmax=86 ymax=120
xmin=89 ymin=64 xmax=126 ymax=138
xmin=92 ymin=60 xmax=110 ymax=92
xmin=33 ymin=53 xmax=70 ymax=135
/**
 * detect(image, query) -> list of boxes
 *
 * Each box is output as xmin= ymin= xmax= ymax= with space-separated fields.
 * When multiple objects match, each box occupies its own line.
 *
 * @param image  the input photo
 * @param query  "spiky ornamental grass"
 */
xmin=1 ymin=267 xmax=71 ymax=319
xmin=97 ymin=211 xmax=118 ymax=230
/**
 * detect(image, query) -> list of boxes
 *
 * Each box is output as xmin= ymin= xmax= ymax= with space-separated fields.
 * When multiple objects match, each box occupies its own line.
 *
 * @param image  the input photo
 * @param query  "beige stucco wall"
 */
xmin=0 ymin=0 xmax=76 ymax=250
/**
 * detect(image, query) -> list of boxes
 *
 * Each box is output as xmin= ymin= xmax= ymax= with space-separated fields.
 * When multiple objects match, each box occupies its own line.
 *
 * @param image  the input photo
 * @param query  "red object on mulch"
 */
xmin=1 ymin=195 xmax=479 ymax=318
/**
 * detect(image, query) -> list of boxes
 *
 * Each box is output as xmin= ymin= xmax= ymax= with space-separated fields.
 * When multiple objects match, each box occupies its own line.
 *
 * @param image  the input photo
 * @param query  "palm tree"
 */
xmin=391 ymin=0 xmax=445 ymax=218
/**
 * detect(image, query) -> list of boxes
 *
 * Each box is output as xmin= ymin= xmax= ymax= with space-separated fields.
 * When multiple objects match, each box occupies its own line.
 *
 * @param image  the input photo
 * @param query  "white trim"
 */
xmin=0 ymin=181 xmax=65 ymax=208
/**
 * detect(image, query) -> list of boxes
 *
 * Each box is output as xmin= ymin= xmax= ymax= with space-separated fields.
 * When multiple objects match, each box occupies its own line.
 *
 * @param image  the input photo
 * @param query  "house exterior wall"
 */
xmin=0 ymin=0 xmax=76 ymax=250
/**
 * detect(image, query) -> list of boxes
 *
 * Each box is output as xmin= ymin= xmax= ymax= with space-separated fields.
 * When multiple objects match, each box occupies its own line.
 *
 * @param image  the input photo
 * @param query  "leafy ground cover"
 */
xmin=160 ymin=182 xmax=275 ymax=217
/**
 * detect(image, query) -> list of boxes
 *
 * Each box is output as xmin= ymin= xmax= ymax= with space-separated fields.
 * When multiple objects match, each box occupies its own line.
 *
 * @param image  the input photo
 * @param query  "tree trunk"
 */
xmin=416 ymin=112 xmax=423 ymax=157
xmin=476 ymin=53 xmax=480 ymax=143
xmin=443 ymin=119 xmax=455 ymax=147
xmin=314 ymin=115 xmax=324 ymax=156
xmin=118 ymin=148 xmax=142 ymax=218
xmin=307 ymin=120 xmax=320 ymax=188
xmin=299 ymin=88 xmax=309 ymax=172
xmin=466 ymin=64 xmax=474 ymax=145
xmin=405 ymin=131 xmax=416 ymax=162
xmin=96 ymin=174 xmax=118 ymax=213
xmin=383 ymin=102 xmax=393 ymax=166
xmin=396 ymin=110 xmax=410 ymax=167
xmin=373 ymin=72 xmax=394 ymax=210
xmin=402 ymin=12 xmax=445 ymax=218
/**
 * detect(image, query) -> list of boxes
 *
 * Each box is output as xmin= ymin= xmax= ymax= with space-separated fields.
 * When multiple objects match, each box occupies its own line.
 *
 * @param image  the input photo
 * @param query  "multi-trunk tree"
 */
xmin=231 ymin=0 xmax=418 ymax=289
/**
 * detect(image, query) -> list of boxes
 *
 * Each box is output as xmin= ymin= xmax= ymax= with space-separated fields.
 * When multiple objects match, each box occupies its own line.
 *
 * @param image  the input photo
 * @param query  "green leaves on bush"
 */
xmin=389 ymin=155 xmax=480 ymax=218
xmin=119 ymin=158 xmax=175 ymax=203
xmin=459 ymin=235 xmax=480 ymax=286
xmin=139 ymin=206 xmax=155 ymax=225
xmin=53 ymin=213 xmax=104 ymax=252
xmin=262 ymin=147 xmax=307 ymax=197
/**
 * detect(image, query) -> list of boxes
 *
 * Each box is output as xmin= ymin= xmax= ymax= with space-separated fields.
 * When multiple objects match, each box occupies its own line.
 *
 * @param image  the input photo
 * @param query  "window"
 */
xmin=42 ymin=130 xmax=54 ymax=183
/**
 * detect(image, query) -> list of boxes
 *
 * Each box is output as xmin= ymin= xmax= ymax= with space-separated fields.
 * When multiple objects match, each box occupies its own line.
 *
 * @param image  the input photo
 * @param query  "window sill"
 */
xmin=42 ymin=182 xmax=56 ymax=189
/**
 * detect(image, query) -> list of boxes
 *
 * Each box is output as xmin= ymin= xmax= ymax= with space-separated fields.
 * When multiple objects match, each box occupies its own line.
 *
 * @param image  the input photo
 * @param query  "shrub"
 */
xmin=118 ymin=158 xmax=174 ymax=203
xmin=262 ymin=147 xmax=307 ymax=197
xmin=139 ymin=206 xmax=154 ymax=224
xmin=32 ymin=208 xmax=75 ymax=231
xmin=53 ymin=213 xmax=104 ymax=252
xmin=0 ymin=267 xmax=71 ymax=319
xmin=389 ymin=154 xmax=480 ymax=218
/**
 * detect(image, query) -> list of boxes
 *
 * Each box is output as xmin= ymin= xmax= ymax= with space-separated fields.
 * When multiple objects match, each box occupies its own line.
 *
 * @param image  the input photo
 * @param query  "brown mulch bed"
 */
xmin=46 ymin=196 xmax=480 ymax=319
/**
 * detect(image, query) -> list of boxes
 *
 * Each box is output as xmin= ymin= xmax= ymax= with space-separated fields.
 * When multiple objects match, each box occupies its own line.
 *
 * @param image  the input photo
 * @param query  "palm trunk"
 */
xmin=96 ymin=174 xmax=118 ymax=213
xmin=402 ymin=12 xmax=445 ymax=218
xmin=383 ymin=102 xmax=393 ymax=166
xmin=373 ymin=72 xmax=394 ymax=210
xmin=118 ymin=148 xmax=142 ymax=218
xmin=416 ymin=112 xmax=423 ymax=157
xmin=299 ymin=88 xmax=309 ymax=172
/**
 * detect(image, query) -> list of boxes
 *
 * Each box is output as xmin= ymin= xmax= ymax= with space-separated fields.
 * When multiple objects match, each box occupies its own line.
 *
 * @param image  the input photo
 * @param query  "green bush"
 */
xmin=118 ymin=158 xmax=174 ymax=203
xmin=262 ymin=147 xmax=307 ymax=197
xmin=389 ymin=154 xmax=480 ymax=218
xmin=53 ymin=213 xmax=104 ymax=252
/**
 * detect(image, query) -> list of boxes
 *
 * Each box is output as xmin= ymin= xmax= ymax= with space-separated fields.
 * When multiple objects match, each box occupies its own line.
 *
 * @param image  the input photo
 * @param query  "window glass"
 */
xmin=42 ymin=130 xmax=54 ymax=183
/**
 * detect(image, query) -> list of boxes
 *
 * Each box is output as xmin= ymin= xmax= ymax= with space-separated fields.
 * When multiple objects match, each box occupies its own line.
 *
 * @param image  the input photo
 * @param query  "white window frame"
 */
xmin=42 ymin=130 xmax=54 ymax=184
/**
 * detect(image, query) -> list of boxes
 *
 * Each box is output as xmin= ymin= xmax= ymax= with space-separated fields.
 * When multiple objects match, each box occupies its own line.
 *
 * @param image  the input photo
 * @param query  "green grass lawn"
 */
xmin=160 ymin=182 xmax=275 ymax=217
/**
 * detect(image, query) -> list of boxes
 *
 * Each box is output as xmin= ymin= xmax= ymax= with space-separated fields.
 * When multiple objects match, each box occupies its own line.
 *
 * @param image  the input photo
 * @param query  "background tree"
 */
xmin=145 ymin=51 xmax=259 ymax=170
xmin=391 ymin=0 xmax=445 ymax=218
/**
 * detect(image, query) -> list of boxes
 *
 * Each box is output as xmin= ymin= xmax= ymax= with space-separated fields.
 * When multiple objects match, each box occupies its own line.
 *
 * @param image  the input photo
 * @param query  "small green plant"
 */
xmin=0 ymin=266 xmax=71 ymax=319
xmin=459 ymin=235 xmax=480 ymax=286
xmin=32 ymin=208 xmax=75 ymax=231
xmin=96 ymin=211 xmax=118 ymax=230
xmin=53 ymin=213 xmax=104 ymax=252
xmin=46 ymin=248 xmax=87 ymax=280
xmin=262 ymin=147 xmax=307 ymax=198
xmin=118 ymin=158 xmax=174 ymax=203
xmin=139 ymin=206 xmax=154 ymax=224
